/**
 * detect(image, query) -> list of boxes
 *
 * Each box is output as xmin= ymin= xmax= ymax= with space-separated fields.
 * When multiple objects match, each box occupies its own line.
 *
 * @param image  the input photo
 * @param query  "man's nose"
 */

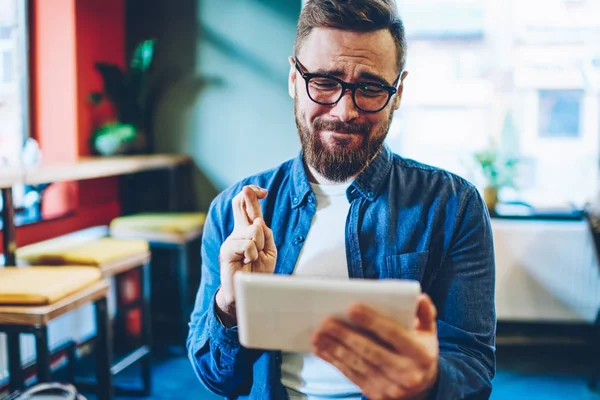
xmin=329 ymin=89 xmax=359 ymax=122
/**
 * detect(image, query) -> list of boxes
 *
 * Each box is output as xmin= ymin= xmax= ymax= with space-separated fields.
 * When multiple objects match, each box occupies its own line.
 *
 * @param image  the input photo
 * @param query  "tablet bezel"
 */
xmin=234 ymin=272 xmax=422 ymax=352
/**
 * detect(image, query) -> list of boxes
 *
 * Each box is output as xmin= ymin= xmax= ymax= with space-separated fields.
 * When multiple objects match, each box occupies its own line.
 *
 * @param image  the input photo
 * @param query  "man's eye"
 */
xmin=361 ymin=85 xmax=385 ymax=93
xmin=311 ymin=79 xmax=338 ymax=89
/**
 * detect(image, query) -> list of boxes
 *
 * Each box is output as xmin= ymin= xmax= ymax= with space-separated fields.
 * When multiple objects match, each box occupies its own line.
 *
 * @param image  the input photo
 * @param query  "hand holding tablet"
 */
xmin=234 ymin=272 xmax=422 ymax=352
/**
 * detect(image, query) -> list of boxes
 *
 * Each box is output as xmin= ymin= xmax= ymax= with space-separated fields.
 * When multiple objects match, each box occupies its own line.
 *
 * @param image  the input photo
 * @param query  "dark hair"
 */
xmin=295 ymin=0 xmax=407 ymax=72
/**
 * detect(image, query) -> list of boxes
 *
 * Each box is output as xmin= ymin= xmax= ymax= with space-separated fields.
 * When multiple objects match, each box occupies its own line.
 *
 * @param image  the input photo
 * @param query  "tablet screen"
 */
xmin=234 ymin=272 xmax=421 ymax=352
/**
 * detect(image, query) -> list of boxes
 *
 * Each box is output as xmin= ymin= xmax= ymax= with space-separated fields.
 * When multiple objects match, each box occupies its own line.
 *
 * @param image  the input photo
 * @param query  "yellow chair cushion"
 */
xmin=16 ymin=237 xmax=149 ymax=266
xmin=0 ymin=267 xmax=101 ymax=305
xmin=110 ymin=213 xmax=206 ymax=234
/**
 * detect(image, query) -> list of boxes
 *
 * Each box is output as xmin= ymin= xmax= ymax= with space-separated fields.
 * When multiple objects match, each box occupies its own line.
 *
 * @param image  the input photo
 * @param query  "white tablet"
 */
xmin=234 ymin=272 xmax=421 ymax=352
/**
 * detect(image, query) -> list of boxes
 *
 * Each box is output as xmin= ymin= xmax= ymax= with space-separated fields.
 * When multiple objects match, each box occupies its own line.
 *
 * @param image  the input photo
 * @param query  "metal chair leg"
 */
xmin=7 ymin=332 xmax=24 ymax=392
xmin=178 ymin=243 xmax=189 ymax=345
xmin=113 ymin=273 xmax=126 ymax=354
xmin=34 ymin=326 xmax=51 ymax=383
xmin=66 ymin=341 xmax=76 ymax=383
xmin=141 ymin=261 xmax=152 ymax=395
xmin=1 ymin=187 xmax=17 ymax=266
xmin=95 ymin=297 xmax=114 ymax=400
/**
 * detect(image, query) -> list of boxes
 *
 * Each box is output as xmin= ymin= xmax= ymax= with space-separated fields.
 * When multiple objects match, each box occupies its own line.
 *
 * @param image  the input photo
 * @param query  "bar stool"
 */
xmin=0 ymin=267 xmax=113 ymax=400
xmin=16 ymin=237 xmax=152 ymax=396
xmin=109 ymin=212 xmax=205 ymax=347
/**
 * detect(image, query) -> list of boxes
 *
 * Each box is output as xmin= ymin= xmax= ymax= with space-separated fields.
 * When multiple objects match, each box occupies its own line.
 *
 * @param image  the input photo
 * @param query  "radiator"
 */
xmin=493 ymin=219 xmax=600 ymax=322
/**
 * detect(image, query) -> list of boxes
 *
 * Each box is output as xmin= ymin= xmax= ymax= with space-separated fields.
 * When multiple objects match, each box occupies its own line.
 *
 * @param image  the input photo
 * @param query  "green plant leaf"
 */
xmin=91 ymin=122 xmax=138 ymax=156
xmin=130 ymin=39 xmax=155 ymax=73
xmin=473 ymin=146 xmax=520 ymax=189
xmin=89 ymin=39 xmax=156 ymax=150
xmin=128 ymin=39 xmax=156 ymax=128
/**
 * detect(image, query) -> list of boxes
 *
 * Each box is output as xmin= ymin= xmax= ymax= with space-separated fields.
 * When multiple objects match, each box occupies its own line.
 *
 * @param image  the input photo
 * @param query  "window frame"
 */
xmin=0 ymin=0 xmax=42 ymax=227
xmin=17 ymin=0 xmax=30 ymax=146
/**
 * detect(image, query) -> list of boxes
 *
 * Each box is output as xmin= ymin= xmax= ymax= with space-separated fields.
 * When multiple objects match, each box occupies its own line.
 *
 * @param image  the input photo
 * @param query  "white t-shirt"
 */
xmin=280 ymin=181 xmax=362 ymax=400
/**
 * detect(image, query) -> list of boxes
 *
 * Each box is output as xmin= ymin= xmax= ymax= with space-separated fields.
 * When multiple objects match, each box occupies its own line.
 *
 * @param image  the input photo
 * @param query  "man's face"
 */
xmin=289 ymin=28 xmax=407 ymax=182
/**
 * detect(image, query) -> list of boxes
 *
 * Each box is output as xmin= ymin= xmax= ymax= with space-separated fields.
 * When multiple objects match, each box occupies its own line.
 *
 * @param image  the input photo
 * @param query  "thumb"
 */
xmin=416 ymin=294 xmax=437 ymax=333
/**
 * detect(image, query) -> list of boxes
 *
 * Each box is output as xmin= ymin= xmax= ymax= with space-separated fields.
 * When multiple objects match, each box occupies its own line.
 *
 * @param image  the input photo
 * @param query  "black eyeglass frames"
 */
xmin=293 ymin=57 xmax=401 ymax=113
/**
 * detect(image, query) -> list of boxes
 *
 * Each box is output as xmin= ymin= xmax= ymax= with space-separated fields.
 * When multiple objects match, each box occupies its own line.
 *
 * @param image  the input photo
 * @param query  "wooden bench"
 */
xmin=110 ymin=213 xmax=205 ymax=347
xmin=15 ymin=236 xmax=152 ymax=396
xmin=0 ymin=267 xmax=113 ymax=400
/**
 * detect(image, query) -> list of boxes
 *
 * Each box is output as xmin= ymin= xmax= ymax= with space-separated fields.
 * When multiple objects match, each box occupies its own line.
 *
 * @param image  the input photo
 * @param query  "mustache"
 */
xmin=313 ymin=119 xmax=372 ymax=135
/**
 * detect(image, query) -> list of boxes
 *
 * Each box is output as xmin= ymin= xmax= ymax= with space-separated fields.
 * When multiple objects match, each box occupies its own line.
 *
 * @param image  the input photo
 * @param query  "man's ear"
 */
xmin=393 ymin=71 xmax=409 ymax=110
xmin=393 ymin=94 xmax=401 ymax=109
xmin=288 ymin=56 xmax=296 ymax=99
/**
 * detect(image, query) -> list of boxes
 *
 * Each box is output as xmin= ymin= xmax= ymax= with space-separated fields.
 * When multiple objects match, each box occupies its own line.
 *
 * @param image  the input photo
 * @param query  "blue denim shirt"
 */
xmin=187 ymin=146 xmax=496 ymax=400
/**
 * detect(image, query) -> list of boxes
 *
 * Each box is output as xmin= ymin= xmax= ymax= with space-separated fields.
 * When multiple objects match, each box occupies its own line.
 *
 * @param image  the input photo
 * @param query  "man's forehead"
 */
xmin=297 ymin=27 xmax=398 ymax=76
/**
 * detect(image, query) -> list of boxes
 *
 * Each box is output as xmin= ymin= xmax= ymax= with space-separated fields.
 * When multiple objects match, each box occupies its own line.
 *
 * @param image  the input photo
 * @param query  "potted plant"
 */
xmin=89 ymin=39 xmax=156 ymax=156
xmin=473 ymin=146 xmax=519 ymax=213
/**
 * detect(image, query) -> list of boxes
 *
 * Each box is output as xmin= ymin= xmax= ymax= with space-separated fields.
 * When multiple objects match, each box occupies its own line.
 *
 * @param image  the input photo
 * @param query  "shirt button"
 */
xmin=296 ymin=235 xmax=305 ymax=243
xmin=308 ymin=196 xmax=314 ymax=203
xmin=367 ymin=191 xmax=374 ymax=197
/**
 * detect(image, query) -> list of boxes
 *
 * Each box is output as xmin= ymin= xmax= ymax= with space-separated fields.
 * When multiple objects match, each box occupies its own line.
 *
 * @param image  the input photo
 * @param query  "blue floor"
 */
xmin=490 ymin=346 xmax=599 ymax=400
xmin=81 ymin=346 xmax=598 ymax=399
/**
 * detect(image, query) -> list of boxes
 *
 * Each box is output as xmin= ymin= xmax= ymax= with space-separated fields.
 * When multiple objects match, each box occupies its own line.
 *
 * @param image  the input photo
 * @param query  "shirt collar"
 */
xmin=350 ymin=145 xmax=394 ymax=202
xmin=290 ymin=145 xmax=394 ymax=208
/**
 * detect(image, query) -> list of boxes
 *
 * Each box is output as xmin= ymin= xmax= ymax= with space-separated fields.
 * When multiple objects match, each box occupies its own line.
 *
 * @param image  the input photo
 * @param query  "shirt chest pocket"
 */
xmin=385 ymin=251 xmax=429 ymax=283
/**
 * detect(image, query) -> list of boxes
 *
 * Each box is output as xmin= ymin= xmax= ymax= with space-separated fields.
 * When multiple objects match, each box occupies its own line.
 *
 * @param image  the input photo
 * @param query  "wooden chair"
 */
xmin=16 ymin=236 xmax=152 ymax=396
xmin=110 ymin=212 xmax=205 ymax=347
xmin=0 ymin=267 xmax=113 ymax=400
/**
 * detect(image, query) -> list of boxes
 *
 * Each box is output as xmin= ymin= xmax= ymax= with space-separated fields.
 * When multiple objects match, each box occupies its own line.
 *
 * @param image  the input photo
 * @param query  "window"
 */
xmin=0 ymin=0 xmax=28 ymax=168
xmin=0 ymin=0 xmax=30 ymax=223
xmin=538 ymin=90 xmax=583 ymax=138
xmin=390 ymin=0 xmax=600 ymax=207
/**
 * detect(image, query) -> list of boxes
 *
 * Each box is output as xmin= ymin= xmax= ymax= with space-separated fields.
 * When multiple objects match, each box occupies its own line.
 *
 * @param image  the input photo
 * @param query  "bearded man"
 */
xmin=187 ymin=1 xmax=496 ymax=399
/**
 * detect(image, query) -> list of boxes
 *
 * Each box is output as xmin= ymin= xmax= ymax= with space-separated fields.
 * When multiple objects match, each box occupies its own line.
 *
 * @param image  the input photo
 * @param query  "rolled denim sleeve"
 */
xmin=428 ymin=188 xmax=496 ymax=400
xmin=186 ymin=197 xmax=255 ymax=397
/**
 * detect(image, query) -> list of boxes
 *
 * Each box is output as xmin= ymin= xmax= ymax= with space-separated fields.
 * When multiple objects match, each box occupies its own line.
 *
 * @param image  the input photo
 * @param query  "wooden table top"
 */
xmin=0 ymin=279 xmax=109 ymax=326
xmin=0 ymin=154 xmax=190 ymax=188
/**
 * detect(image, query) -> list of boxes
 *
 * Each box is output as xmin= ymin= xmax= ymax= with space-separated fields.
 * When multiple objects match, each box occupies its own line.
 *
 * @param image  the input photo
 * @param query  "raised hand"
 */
xmin=215 ymin=185 xmax=277 ymax=326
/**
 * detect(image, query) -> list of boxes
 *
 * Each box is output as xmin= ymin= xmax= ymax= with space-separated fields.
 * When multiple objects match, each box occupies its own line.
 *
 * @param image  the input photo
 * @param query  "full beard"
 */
xmin=294 ymin=101 xmax=393 ymax=183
